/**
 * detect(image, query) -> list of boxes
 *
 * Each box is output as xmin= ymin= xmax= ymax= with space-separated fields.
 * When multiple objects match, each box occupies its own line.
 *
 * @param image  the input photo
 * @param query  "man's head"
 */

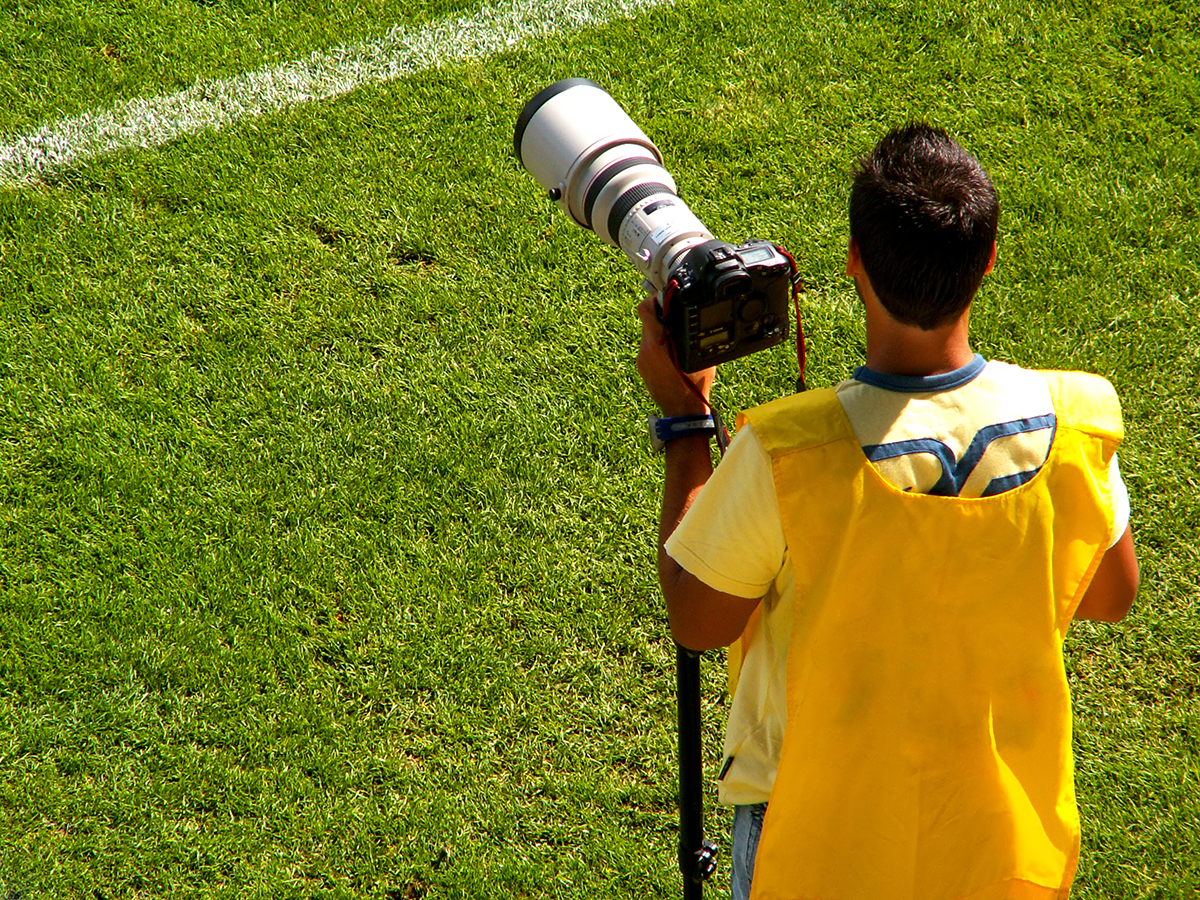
xmin=849 ymin=124 xmax=999 ymax=331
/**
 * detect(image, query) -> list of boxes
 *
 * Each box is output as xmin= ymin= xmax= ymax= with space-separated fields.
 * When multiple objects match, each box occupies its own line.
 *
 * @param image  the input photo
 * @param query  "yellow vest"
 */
xmin=735 ymin=371 xmax=1122 ymax=900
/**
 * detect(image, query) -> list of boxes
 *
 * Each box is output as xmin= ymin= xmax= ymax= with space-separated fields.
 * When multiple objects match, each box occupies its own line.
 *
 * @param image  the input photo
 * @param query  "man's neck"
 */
xmin=864 ymin=324 xmax=975 ymax=377
xmin=861 ymin=285 xmax=975 ymax=377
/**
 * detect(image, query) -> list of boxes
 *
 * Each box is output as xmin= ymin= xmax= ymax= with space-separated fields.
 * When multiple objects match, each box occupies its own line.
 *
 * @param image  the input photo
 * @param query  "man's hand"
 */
xmin=636 ymin=294 xmax=715 ymax=417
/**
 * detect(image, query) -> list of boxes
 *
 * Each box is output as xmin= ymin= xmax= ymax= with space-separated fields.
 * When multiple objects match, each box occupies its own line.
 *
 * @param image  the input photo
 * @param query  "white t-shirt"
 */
xmin=664 ymin=357 xmax=1130 ymax=806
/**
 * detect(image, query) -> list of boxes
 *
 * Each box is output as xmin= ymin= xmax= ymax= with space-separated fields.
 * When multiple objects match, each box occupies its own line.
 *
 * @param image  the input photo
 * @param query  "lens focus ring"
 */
xmin=606 ymin=182 xmax=677 ymax=245
xmin=583 ymin=156 xmax=661 ymax=230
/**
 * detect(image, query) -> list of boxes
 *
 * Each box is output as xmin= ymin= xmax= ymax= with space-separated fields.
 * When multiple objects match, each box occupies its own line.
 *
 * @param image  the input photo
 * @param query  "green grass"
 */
xmin=0 ymin=0 xmax=483 ymax=136
xmin=1 ymin=0 xmax=1198 ymax=896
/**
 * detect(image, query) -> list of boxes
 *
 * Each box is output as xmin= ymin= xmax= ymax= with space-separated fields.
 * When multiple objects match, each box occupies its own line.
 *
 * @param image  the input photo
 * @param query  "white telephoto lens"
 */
xmin=515 ymin=79 xmax=713 ymax=290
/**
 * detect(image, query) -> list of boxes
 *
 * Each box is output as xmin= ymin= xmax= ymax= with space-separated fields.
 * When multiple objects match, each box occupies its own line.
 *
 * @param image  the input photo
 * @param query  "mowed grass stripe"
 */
xmin=0 ymin=0 xmax=671 ymax=187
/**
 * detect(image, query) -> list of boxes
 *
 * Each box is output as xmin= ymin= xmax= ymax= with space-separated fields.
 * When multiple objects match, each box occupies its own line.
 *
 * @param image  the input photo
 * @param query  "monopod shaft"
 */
xmin=676 ymin=643 xmax=716 ymax=898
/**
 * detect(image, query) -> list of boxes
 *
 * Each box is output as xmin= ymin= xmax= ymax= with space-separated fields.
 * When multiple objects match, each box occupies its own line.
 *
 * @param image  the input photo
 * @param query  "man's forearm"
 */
xmin=657 ymin=434 xmax=715 ymax=589
xmin=656 ymin=434 xmax=763 ymax=651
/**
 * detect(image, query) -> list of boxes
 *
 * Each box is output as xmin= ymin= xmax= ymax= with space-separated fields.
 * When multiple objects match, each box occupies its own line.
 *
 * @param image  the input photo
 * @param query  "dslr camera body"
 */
xmin=514 ymin=79 xmax=793 ymax=372
xmin=665 ymin=238 xmax=791 ymax=372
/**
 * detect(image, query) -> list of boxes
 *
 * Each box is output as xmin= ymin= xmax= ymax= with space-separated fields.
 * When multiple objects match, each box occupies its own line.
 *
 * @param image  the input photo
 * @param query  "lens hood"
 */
xmin=513 ymin=78 xmax=602 ymax=166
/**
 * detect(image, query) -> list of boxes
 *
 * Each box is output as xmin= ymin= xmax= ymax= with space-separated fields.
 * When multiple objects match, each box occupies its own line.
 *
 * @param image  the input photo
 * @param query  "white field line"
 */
xmin=0 ymin=0 xmax=671 ymax=187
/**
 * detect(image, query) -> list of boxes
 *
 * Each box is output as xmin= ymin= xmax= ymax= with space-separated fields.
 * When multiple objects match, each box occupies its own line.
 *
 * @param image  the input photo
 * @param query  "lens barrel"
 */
xmin=514 ymin=80 xmax=713 ymax=290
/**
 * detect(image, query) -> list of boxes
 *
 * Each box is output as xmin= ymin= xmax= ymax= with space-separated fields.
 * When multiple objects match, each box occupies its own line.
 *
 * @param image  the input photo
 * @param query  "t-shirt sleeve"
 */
xmin=663 ymin=423 xmax=787 ymax=598
xmin=1108 ymin=452 xmax=1130 ymax=549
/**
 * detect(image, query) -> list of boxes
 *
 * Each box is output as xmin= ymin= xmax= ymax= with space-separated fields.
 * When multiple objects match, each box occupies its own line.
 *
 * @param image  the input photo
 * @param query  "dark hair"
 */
xmin=849 ymin=124 xmax=999 ymax=330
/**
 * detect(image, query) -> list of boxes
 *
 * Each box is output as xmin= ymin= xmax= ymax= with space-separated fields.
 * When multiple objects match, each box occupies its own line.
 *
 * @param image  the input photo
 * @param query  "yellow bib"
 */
xmin=736 ymin=371 xmax=1121 ymax=900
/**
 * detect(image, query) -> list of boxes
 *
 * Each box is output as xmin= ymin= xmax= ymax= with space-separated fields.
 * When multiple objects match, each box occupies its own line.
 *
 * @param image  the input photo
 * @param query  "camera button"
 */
xmin=738 ymin=297 xmax=766 ymax=322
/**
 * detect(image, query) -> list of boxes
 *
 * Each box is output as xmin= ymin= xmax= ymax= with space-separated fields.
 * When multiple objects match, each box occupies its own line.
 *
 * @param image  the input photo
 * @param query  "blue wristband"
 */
xmin=648 ymin=414 xmax=717 ymax=453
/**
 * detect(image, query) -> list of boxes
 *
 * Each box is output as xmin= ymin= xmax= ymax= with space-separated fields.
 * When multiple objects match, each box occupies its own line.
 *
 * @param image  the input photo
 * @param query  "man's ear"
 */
xmin=984 ymin=241 xmax=997 ymax=275
xmin=845 ymin=236 xmax=863 ymax=277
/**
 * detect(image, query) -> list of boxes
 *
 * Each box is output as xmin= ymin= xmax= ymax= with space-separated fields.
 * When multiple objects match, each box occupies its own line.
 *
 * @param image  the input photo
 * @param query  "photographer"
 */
xmin=637 ymin=124 xmax=1139 ymax=900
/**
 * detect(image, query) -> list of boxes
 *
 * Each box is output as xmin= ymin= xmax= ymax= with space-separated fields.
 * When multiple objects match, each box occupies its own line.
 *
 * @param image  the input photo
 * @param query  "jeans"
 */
xmin=730 ymin=803 xmax=767 ymax=900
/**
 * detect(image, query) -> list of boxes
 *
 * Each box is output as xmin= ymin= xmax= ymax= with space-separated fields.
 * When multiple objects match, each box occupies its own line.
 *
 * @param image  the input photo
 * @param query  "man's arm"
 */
xmin=656 ymin=434 xmax=764 ymax=651
xmin=1074 ymin=525 xmax=1139 ymax=622
xmin=636 ymin=297 xmax=763 ymax=651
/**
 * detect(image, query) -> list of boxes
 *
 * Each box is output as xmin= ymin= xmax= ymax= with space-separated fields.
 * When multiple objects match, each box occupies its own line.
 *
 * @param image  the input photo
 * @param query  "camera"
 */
xmin=513 ymin=79 xmax=793 ymax=372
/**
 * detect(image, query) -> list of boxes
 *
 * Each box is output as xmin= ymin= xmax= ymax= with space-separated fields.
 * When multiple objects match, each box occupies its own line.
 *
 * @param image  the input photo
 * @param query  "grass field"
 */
xmin=1 ymin=0 xmax=1198 ymax=897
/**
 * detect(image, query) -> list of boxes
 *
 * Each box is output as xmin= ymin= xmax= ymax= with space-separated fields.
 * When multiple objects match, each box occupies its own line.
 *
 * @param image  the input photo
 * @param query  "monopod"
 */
xmin=676 ymin=643 xmax=718 ymax=897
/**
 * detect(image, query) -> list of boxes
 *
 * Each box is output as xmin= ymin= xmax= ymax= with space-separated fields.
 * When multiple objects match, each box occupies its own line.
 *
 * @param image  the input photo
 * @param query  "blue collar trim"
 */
xmin=852 ymin=354 xmax=987 ymax=393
